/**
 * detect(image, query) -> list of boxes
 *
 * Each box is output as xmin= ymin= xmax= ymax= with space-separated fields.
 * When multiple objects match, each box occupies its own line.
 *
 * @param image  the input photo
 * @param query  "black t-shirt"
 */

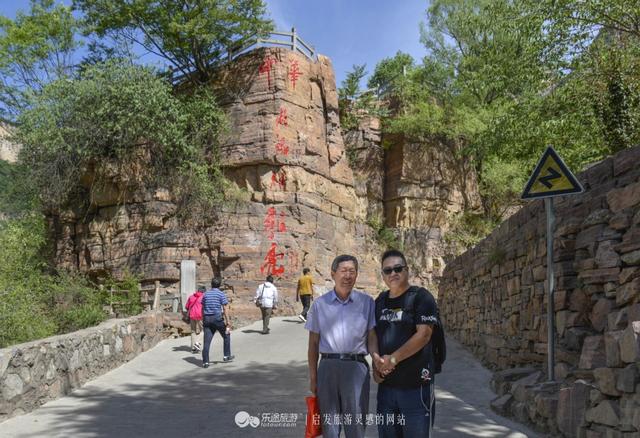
xmin=375 ymin=286 xmax=437 ymax=388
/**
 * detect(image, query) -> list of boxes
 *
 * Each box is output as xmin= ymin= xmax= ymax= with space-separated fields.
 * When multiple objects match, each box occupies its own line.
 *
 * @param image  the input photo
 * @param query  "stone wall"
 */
xmin=439 ymin=146 xmax=640 ymax=436
xmin=0 ymin=312 xmax=164 ymax=422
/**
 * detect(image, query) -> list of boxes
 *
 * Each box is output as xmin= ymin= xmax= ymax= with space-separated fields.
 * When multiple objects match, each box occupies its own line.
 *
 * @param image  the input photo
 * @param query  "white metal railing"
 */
xmin=168 ymin=27 xmax=317 ymax=85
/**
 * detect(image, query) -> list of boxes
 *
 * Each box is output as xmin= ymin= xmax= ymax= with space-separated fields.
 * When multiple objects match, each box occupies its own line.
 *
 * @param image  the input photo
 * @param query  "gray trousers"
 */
xmin=260 ymin=307 xmax=272 ymax=333
xmin=317 ymin=358 xmax=370 ymax=438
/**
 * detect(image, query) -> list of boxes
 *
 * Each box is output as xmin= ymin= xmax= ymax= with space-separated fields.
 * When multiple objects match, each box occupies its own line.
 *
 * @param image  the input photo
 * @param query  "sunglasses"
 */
xmin=382 ymin=265 xmax=407 ymax=275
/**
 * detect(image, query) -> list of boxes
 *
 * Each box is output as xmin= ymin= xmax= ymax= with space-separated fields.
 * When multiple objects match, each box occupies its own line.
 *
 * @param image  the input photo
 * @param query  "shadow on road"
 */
xmin=19 ymin=360 xmax=311 ymax=438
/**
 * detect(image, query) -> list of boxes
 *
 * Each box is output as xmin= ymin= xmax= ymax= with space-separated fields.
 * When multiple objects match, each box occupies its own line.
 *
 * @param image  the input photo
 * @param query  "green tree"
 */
xmin=372 ymin=0 xmax=640 ymax=226
xmin=338 ymin=64 xmax=368 ymax=130
xmin=367 ymin=51 xmax=414 ymax=112
xmin=0 ymin=0 xmax=81 ymax=120
xmin=74 ymin=0 xmax=273 ymax=84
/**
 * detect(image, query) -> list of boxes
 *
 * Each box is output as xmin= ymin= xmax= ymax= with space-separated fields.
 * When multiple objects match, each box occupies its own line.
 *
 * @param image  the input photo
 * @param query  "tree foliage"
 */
xmin=0 ymin=0 xmax=80 ymax=120
xmin=74 ymin=0 xmax=273 ymax=84
xmin=370 ymin=0 xmax=640 ymax=227
xmin=15 ymin=60 xmax=228 ymax=218
xmin=338 ymin=64 xmax=388 ymax=131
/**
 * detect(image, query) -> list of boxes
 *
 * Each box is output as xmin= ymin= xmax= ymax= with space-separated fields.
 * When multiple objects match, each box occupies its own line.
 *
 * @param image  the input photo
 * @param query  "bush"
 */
xmin=47 ymin=271 xmax=106 ymax=333
xmin=102 ymin=273 xmax=143 ymax=317
xmin=367 ymin=217 xmax=402 ymax=250
xmin=444 ymin=211 xmax=497 ymax=253
xmin=0 ymin=215 xmax=121 ymax=347
xmin=0 ymin=215 xmax=57 ymax=347
xmin=15 ymin=60 xmax=228 ymax=219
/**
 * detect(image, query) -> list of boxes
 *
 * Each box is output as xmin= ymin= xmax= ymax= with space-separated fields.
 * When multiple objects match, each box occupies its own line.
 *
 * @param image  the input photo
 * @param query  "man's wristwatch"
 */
xmin=389 ymin=355 xmax=397 ymax=366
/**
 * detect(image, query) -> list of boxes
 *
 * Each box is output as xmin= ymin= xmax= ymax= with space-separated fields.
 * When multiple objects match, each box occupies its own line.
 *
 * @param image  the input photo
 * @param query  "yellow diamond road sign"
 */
xmin=521 ymin=146 xmax=584 ymax=200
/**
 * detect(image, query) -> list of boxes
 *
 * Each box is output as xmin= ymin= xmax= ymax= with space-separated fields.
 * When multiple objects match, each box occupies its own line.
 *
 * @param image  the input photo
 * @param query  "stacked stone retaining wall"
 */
xmin=0 ymin=312 xmax=165 ymax=422
xmin=439 ymin=146 xmax=640 ymax=436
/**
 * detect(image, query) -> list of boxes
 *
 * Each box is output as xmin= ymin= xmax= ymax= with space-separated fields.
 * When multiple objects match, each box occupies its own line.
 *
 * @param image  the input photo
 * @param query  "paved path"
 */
xmin=1 ymin=317 xmax=539 ymax=438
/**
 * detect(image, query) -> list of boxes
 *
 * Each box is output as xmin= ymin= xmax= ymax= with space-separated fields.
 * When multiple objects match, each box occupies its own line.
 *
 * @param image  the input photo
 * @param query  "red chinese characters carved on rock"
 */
xmin=275 ymin=107 xmax=288 ymax=129
xmin=264 ymin=207 xmax=287 ymax=240
xmin=264 ymin=207 xmax=276 ymax=240
xmin=259 ymin=55 xmax=277 ymax=89
xmin=275 ymin=135 xmax=289 ymax=156
xmin=261 ymin=242 xmax=285 ymax=276
xmin=271 ymin=169 xmax=286 ymax=190
xmin=286 ymin=248 xmax=299 ymax=274
xmin=278 ymin=212 xmax=287 ymax=233
xmin=288 ymin=59 xmax=303 ymax=89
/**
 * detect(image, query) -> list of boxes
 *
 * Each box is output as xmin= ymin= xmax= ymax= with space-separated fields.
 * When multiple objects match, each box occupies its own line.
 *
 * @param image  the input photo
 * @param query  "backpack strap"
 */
xmin=375 ymin=290 xmax=390 ymax=316
xmin=402 ymin=286 xmax=420 ymax=318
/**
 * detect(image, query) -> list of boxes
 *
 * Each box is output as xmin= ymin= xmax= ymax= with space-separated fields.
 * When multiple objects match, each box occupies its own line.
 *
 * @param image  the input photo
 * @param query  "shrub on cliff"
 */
xmin=15 ymin=60 xmax=228 ymax=219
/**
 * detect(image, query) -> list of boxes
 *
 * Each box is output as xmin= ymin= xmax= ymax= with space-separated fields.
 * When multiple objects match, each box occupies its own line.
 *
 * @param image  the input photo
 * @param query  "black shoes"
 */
xmin=223 ymin=355 xmax=235 ymax=363
xmin=203 ymin=362 xmax=210 ymax=368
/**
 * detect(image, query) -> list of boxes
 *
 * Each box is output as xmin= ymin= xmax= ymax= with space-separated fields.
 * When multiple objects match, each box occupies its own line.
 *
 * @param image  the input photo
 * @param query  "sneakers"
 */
xmin=191 ymin=342 xmax=202 ymax=354
xmin=298 ymin=314 xmax=307 ymax=322
xmin=203 ymin=362 xmax=210 ymax=368
xmin=223 ymin=355 xmax=235 ymax=363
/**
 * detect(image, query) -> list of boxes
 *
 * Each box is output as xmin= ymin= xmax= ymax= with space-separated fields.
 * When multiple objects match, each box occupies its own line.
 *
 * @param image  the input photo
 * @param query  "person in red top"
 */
xmin=185 ymin=286 xmax=204 ymax=353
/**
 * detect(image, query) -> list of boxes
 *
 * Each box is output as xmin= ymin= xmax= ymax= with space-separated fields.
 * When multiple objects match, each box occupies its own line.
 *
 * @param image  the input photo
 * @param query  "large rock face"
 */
xmin=52 ymin=48 xmax=383 ymax=323
xmin=51 ymin=47 xmax=482 ymax=322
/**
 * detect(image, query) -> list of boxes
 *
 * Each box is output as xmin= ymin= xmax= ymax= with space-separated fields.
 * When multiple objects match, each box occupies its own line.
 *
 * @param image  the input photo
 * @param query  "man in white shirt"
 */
xmin=255 ymin=275 xmax=278 ymax=334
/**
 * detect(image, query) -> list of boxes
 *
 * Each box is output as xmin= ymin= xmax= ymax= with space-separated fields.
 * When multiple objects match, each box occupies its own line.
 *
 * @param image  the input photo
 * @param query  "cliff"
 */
xmin=50 ymin=46 xmax=481 ymax=322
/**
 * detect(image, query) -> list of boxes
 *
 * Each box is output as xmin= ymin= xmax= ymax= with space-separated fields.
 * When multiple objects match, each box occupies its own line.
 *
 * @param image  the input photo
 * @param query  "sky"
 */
xmin=264 ymin=0 xmax=429 ymax=87
xmin=1 ymin=0 xmax=430 ymax=88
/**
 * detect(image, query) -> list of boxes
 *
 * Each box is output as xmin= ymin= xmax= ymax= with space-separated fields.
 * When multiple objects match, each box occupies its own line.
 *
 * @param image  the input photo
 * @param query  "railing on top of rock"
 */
xmin=167 ymin=27 xmax=317 ymax=85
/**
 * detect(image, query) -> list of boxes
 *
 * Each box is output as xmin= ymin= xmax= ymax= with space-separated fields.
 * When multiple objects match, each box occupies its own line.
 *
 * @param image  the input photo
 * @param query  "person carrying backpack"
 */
xmin=372 ymin=249 xmax=445 ymax=438
xmin=185 ymin=286 xmax=204 ymax=353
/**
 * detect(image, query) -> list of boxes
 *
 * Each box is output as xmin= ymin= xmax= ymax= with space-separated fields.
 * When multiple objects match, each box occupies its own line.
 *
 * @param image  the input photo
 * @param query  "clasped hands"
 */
xmin=372 ymin=352 xmax=396 ymax=383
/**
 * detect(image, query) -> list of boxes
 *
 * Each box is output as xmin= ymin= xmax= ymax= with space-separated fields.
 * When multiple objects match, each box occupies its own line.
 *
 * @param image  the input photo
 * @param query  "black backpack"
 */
xmin=378 ymin=286 xmax=447 ymax=374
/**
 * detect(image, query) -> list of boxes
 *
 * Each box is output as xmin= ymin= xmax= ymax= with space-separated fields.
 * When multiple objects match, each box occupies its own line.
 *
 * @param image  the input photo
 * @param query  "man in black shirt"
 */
xmin=373 ymin=249 xmax=437 ymax=437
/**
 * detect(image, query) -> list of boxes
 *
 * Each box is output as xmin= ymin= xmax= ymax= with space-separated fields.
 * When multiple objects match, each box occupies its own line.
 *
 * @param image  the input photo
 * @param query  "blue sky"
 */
xmin=265 ymin=0 xmax=428 ymax=87
xmin=2 ymin=0 xmax=429 ymax=88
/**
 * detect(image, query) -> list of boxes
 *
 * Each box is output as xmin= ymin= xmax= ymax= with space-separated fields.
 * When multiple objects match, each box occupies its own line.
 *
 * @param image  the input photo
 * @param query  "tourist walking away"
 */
xmin=296 ymin=268 xmax=314 ymax=322
xmin=305 ymin=255 xmax=379 ymax=438
xmin=255 ymin=275 xmax=278 ymax=334
xmin=373 ymin=249 xmax=440 ymax=438
xmin=201 ymin=277 xmax=234 ymax=368
xmin=185 ymin=286 xmax=204 ymax=353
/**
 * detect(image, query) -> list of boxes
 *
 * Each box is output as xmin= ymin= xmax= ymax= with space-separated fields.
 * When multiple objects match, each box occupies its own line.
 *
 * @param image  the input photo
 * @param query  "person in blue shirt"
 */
xmin=201 ymin=277 xmax=234 ymax=368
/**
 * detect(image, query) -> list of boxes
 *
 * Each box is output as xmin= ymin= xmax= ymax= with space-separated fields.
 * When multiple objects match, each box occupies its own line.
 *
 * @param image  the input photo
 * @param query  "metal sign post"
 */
xmin=522 ymin=146 xmax=584 ymax=382
xmin=545 ymin=197 xmax=555 ymax=381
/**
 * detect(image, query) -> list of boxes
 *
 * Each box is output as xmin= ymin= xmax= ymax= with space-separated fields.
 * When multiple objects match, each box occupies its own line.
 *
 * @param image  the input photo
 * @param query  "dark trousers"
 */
xmin=202 ymin=315 xmax=230 ymax=363
xmin=376 ymin=381 xmax=434 ymax=438
xmin=300 ymin=294 xmax=311 ymax=318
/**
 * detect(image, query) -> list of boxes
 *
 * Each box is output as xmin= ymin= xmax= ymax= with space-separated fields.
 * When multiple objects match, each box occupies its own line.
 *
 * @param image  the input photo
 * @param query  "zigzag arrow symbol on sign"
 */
xmin=539 ymin=167 xmax=561 ymax=189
